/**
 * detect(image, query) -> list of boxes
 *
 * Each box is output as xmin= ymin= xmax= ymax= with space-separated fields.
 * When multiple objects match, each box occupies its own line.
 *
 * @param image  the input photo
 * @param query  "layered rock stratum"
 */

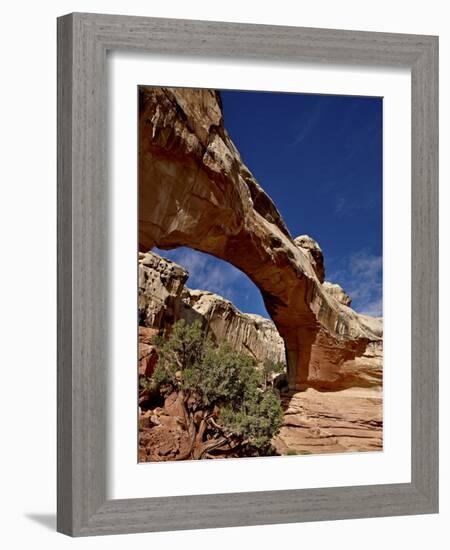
xmin=139 ymin=250 xmax=285 ymax=365
xmin=139 ymin=86 xmax=382 ymax=389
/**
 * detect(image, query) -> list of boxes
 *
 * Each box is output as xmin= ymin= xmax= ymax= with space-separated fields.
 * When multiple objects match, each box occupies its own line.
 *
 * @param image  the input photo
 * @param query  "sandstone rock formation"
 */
xmin=294 ymin=235 xmax=325 ymax=283
xmin=138 ymin=326 xmax=159 ymax=377
xmin=180 ymin=289 xmax=285 ymax=365
xmin=139 ymin=86 xmax=382 ymax=389
xmin=139 ymin=251 xmax=188 ymax=331
xmin=323 ymin=281 xmax=352 ymax=307
xmin=139 ymin=392 xmax=193 ymax=462
xmin=274 ymin=385 xmax=382 ymax=454
xmin=138 ymin=249 xmax=383 ymax=459
xmin=274 ymin=317 xmax=383 ymax=453
xmin=139 ymin=250 xmax=285 ymax=365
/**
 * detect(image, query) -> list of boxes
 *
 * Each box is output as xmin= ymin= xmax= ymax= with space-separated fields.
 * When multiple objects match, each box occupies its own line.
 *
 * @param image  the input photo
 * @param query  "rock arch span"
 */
xmin=138 ymin=86 xmax=381 ymax=390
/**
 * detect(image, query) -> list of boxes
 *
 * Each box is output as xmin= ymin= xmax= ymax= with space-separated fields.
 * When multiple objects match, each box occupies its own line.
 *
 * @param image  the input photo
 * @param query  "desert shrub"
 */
xmin=149 ymin=320 xmax=284 ymax=459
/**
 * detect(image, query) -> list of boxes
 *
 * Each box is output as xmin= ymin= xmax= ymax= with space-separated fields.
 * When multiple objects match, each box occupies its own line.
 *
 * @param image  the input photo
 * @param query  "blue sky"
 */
xmin=156 ymin=90 xmax=383 ymax=318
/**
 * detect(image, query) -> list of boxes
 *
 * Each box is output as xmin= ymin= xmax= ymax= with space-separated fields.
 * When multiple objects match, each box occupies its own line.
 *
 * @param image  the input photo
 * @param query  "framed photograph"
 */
xmin=57 ymin=12 xmax=438 ymax=536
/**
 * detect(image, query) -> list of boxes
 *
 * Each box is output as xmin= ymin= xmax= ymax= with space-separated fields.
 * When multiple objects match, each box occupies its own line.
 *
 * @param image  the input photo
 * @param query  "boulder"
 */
xmin=294 ymin=235 xmax=325 ymax=283
xmin=323 ymin=281 xmax=352 ymax=307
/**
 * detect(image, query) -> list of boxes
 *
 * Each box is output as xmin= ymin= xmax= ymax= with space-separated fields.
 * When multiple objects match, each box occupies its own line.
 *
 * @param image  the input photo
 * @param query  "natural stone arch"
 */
xmin=138 ymin=86 xmax=381 ymax=390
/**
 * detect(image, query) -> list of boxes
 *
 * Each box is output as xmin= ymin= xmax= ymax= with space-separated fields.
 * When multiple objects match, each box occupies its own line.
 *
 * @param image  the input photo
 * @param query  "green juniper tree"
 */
xmin=143 ymin=320 xmax=284 ymax=459
xmin=262 ymin=358 xmax=286 ymax=389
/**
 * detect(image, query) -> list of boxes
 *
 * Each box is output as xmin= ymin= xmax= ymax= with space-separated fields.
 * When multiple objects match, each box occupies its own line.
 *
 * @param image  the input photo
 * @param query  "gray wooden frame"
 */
xmin=57 ymin=12 xmax=439 ymax=537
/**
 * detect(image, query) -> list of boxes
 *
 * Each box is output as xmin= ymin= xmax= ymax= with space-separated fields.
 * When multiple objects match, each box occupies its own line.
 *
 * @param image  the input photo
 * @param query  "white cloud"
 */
xmin=154 ymin=247 xmax=243 ymax=302
xmin=349 ymin=252 xmax=382 ymax=281
xmin=327 ymin=251 xmax=383 ymax=317
xmin=335 ymin=197 xmax=347 ymax=215
xmin=359 ymin=298 xmax=383 ymax=317
xmin=167 ymin=248 xmax=205 ymax=274
xmin=289 ymin=99 xmax=329 ymax=148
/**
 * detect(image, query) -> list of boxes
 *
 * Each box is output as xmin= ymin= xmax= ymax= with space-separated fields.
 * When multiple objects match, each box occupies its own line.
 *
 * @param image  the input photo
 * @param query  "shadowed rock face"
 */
xmin=139 ymin=86 xmax=381 ymax=389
